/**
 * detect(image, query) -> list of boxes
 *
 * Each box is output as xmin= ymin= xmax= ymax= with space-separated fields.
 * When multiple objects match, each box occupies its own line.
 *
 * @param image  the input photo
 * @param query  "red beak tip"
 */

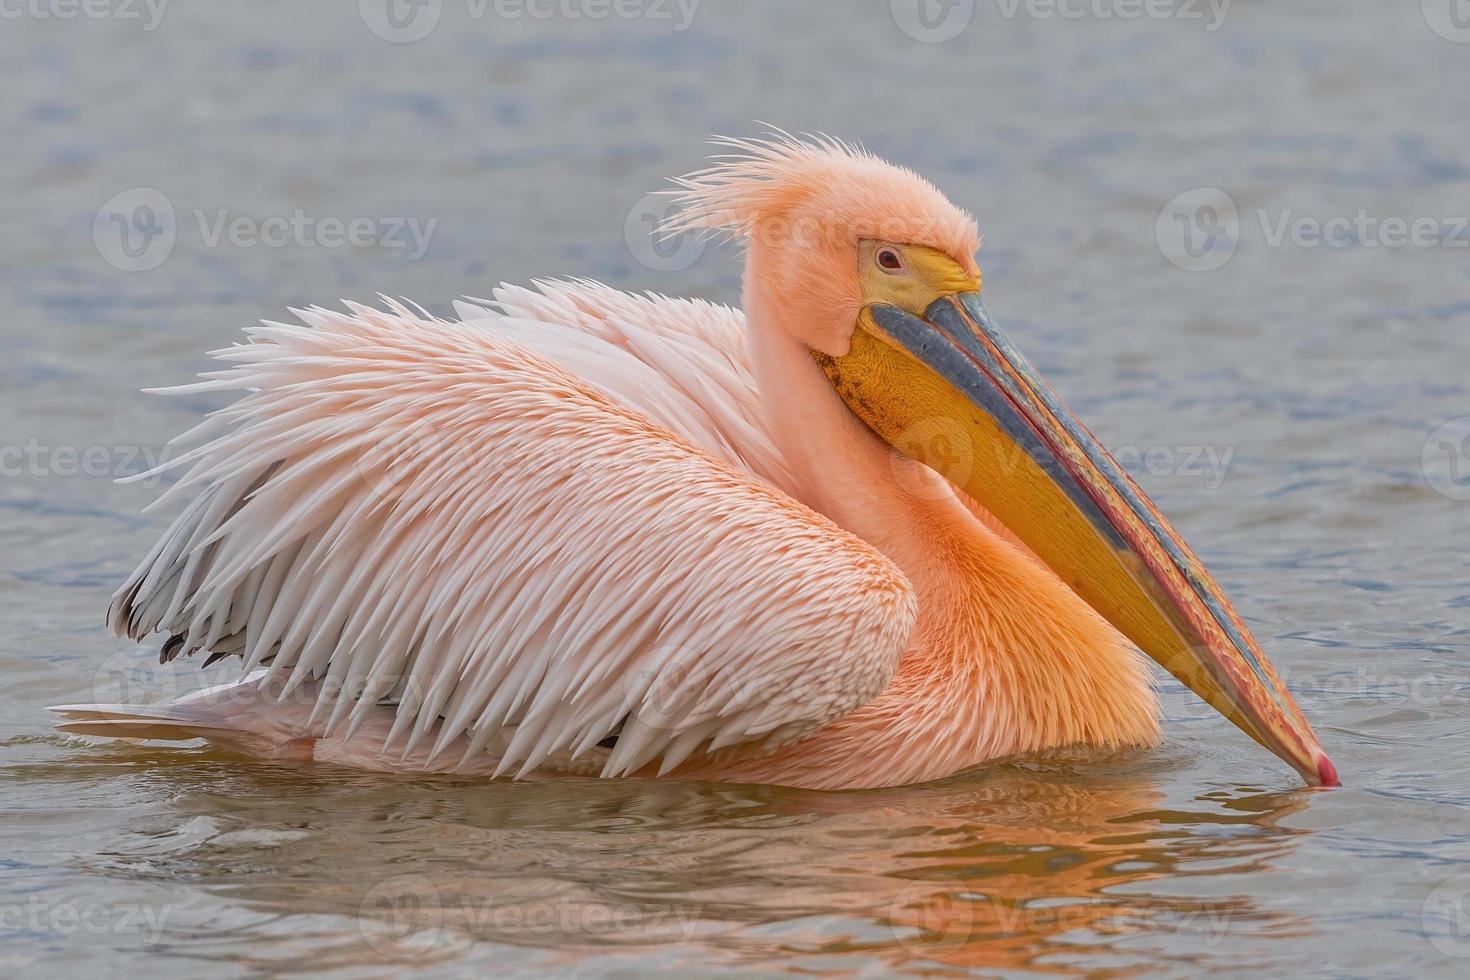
xmin=1315 ymin=754 xmax=1340 ymax=788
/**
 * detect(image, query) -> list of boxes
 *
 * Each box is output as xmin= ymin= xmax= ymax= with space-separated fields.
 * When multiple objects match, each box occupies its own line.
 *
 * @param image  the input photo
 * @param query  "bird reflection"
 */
xmin=862 ymin=758 xmax=1312 ymax=973
xmin=32 ymin=741 xmax=1314 ymax=975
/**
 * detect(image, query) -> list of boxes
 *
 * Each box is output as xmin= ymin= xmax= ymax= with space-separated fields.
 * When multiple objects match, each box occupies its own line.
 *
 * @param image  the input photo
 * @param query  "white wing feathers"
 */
xmin=104 ymin=282 xmax=915 ymax=777
xmin=458 ymin=280 xmax=798 ymax=493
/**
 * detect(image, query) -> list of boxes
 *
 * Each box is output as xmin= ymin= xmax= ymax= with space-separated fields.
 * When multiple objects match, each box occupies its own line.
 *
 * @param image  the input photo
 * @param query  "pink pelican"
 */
xmin=55 ymin=135 xmax=1338 ymax=789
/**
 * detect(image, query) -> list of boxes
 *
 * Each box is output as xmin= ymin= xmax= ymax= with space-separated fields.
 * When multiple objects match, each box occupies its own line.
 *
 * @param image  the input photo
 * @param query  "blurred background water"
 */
xmin=2 ymin=1 xmax=1469 ymax=975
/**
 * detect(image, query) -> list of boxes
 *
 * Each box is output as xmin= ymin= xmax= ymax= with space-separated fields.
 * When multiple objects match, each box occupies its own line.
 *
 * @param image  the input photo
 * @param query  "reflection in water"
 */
xmin=870 ymin=770 xmax=1309 ymax=974
xmin=7 ymin=741 xmax=1312 ymax=974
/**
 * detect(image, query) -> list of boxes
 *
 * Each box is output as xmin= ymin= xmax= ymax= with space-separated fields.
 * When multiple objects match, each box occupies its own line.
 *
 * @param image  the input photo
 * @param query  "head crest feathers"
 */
xmin=661 ymin=131 xmax=980 ymax=273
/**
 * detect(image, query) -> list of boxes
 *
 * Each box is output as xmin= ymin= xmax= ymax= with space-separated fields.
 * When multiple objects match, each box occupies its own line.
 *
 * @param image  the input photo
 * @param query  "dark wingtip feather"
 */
xmin=201 ymin=650 xmax=234 ymax=669
xmin=159 ymin=633 xmax=187 ymax=665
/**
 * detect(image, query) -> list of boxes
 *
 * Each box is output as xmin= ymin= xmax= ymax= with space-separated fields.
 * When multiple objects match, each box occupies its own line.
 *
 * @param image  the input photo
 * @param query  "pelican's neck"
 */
xmin=738 ymin=288 xmax=1158 ymax=786
xmin=742 ymin=288 xmax=968 ymax=590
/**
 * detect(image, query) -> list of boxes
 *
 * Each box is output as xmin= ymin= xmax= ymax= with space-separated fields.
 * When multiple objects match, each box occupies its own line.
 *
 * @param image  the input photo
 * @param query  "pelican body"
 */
xmin=56 ymin=136 xmax=1337 ymax=789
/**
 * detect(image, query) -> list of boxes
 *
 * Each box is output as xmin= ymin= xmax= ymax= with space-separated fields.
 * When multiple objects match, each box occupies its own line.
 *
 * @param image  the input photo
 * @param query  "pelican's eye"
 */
xmin=875 ymin=246 xmax=905 ymax=274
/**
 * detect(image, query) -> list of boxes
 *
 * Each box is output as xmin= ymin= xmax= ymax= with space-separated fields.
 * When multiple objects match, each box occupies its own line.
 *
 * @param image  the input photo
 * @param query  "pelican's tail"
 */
xmin=48 ymin=672 xmax=517 ymax=773
xmin=51 ymin=704 xmax=219 ymax=741
xmin=50 ymin=671 xmax=318 ymax=758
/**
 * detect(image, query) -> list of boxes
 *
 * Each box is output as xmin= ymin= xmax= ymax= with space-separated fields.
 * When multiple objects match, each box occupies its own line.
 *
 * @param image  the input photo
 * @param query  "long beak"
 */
xmin=821 ymin=292 xmax=1338 ymax=787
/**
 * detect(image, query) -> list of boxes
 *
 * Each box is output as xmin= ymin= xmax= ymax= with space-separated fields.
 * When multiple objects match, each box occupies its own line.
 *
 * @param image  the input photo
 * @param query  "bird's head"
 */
xmin=666 ymin=133 xmax=1337 ymax=788
xmin=663 ymin=133 xmax=981 ymax=355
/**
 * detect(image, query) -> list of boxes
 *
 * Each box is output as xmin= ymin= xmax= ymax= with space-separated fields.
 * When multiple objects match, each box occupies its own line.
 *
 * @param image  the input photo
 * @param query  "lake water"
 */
xmin=3 ymin=2 xmax=1469 ymax=975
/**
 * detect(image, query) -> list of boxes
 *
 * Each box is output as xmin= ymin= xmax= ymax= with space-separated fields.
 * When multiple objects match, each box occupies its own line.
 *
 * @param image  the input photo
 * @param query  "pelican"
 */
xmin=55 ymin=135 xmax=1338 ymax=789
